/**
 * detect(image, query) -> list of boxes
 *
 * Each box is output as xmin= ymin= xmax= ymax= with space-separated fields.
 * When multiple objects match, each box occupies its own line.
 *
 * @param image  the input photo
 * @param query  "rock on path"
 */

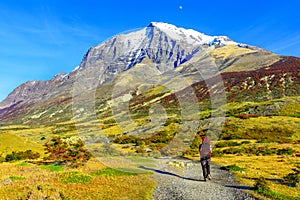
xmin=142 ymin=158 xmax=256 ymax=200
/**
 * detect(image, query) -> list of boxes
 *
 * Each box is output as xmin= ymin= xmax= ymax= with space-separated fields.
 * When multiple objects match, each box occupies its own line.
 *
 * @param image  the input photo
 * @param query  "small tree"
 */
xmin=44 ymin=136 xmax=92 ymax=168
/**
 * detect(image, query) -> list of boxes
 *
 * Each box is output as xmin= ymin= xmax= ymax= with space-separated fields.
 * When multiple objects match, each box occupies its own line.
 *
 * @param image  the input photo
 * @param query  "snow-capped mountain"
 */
xmin=0 ymin=22 xmax=288 ymax=124
xmin=79 ymin=22 xmax=242 ymax=72
xmin=76 ymin=22 xmax=255 ymax=85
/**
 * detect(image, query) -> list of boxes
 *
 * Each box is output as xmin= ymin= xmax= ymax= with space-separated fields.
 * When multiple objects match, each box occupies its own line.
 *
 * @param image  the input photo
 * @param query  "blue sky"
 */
xmin=0 ymin=0 xmax=300 ymax=101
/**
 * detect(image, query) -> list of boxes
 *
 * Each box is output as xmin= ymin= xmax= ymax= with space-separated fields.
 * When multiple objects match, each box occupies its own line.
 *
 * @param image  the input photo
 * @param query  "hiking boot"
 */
xmin=207 ymin=174 xmax=212 ymax=180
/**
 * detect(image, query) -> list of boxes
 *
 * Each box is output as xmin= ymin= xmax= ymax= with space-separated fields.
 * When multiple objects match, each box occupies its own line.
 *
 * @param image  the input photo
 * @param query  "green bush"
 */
xmin=254 ymin=176 xmax=299 ymax=200
xmin=215 ymin=141 xmax=241 ymax=148
xmin=5 ymin=150 xmax=40 ymax=162
xmin=218 ymin=145 xmax=295 ymax=156
xmin=284 ymin=166 xmax=300 ymax=187
xmin=241 ymin=141 xmax=251 ymax=145
xmin=211 ymin=150 xmax=224 ymax=157
xmin=277 ymin=147 xmax=296 ymax=155
xmin=254 ymin=177 xmax=270 ymax=194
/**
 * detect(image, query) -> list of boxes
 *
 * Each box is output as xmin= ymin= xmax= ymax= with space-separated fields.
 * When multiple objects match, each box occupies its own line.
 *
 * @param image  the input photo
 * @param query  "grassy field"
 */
xmin=0 ymin=159 xmax=155 ymax=199
xmin=212 ymin=155 xmax=300 ymax=200
xmin=0 ymin=132 xmax=45 ymax=156
xmin=0 ymin=96 xmax=299 ymax=199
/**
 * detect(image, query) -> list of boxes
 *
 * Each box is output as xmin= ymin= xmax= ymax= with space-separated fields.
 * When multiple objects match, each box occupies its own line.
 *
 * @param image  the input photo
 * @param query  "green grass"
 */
xmin=221 ymin=116 xmax=299 ymax=142
xmin=39 ymin=164 xmax=65 ymax=172
xmin=255 ymin=185 xmax=300 ymax=200
xmin=91 ymin=168 xmax=138 ymax=177
xmin=15 ymin=162 xmax=30 ymax=166
xmin=60 ymin=172 xmax=93 ymax=184
xmin=221 ymin=164 xmax=245 ymax=172
xmin=9 ymin=176 xmax=26 ymax=181
xmin=274 ymin=99 xmax=300 ymax=118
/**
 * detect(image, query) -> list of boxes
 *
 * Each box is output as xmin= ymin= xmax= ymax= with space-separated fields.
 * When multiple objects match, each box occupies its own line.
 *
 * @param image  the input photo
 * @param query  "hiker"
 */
xmin=199 ymin=135 xmax=212 ymax=181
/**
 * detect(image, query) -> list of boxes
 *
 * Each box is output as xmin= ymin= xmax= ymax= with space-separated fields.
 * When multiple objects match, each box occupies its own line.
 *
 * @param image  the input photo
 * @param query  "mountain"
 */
xmin=0 ymin=22 xmax=298 ymax=127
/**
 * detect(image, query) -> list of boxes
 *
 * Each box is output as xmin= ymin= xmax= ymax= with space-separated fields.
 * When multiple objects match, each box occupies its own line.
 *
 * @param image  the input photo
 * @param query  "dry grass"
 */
xmin=0 ymin=133 xmax=44 ymax=156
xmin=212 ymin=154 xmax=300 ymax=199
xmin=211 ymin=45 xmax=258 ymax=60
xmin=0 ymin=159 xmax=156 ymax=199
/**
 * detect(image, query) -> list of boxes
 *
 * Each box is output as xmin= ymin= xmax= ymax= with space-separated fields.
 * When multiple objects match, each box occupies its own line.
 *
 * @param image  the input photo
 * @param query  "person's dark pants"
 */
xmin=200 ymin=157 xmax=210 ymax=180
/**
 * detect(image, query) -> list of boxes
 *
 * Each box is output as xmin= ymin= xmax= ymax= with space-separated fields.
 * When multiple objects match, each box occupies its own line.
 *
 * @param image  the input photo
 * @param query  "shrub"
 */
xmin=254 ymin=176 xmax=297 ymax=199
xmin=277 ymin=147 xmax=296 ymax=156
xmin=5 ymin=150 xmax=40 ymax=162
xmin=211 ymin=150 xmax=224 ymax=157
xmin=215 ymin=141 xmax=241 ymax=148
xmin=283 ymin=166 xmax=300 ymax=187
xmin=43 ymin=136 xmax=92 ymax=168
xmin=241 ymin=141 xmax=251 ymax=145
xmin=218 ymin=145 xmax=296 ymax=156
xmin=113 ymin=135 xmax=138 ymax=144
xmin=254 ymin=177 xmax=270 ymax=194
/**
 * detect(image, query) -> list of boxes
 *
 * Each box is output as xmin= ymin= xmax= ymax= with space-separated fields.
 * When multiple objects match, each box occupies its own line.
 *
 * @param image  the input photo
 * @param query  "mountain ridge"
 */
xmin=0 ymin=22 xmax=242 ymax=109
xmin=0 ymin=22 xmax=296 ymax=126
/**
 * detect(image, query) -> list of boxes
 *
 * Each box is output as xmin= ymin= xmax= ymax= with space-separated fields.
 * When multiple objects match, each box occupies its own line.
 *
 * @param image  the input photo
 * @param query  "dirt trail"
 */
xmin=141 ymin=158 xmax=256 ymax=200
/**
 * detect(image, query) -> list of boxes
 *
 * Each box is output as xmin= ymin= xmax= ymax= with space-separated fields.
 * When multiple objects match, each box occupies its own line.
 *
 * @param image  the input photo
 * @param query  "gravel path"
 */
xmin=141 ymin=158 xmax=256 ymax=200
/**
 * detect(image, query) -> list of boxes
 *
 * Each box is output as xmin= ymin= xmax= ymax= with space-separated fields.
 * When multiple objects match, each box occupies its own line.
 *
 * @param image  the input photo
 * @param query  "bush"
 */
xmin=283 ymin=166 xmax=300 ymax=187
xmin=43 ymin=136 xmax=92 ymax=168
xmin=5 ymin=150 xmax=40 ymax=162
xmin=254 ymin=176 xmax=297 ymax=199
xmin=254 ymin=176 xmax=270 ymax=194
xmin=215 ymin=141 xmax=241 ymax=148
xmin=218 ymin=145 xmax=296 ymax=156
xmin=211 ymin=150 xmax=224 ymax=157
xmin=277 ymin=147 xmax=296 ymax=156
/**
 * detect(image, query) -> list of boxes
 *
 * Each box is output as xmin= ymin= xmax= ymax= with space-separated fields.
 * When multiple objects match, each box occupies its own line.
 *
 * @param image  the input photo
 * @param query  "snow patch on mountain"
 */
xmin=150 ymin=22 xmax=238 ymax=46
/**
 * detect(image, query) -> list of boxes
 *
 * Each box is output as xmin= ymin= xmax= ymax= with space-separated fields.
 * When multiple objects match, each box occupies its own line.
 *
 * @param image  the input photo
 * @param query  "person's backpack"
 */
xmin=200 ymin=136 xmax=211 ymax=158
